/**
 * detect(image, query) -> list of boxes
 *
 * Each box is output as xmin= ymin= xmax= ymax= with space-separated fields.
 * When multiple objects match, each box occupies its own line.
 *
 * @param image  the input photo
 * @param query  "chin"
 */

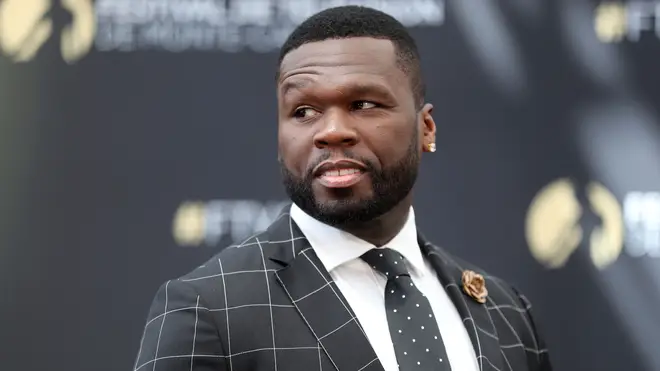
xmin=313 ymin=188 xmax=374 ymax=210
xmin=311 ymin=198 xmax=381 ymax=225
xmin=316 ymin=197 xmax=368 ymax=211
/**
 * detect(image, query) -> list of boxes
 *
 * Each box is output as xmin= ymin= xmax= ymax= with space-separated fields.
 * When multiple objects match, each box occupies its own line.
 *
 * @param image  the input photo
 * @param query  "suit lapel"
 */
xmin=267 ymin=209 xmax=383 ymax=371
xmin=419 ymin=234 xmax=505 ymax=371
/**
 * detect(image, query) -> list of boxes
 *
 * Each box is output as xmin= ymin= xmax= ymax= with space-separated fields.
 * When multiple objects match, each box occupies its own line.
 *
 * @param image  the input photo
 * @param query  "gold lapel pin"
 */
xmin=462 ymin=270 xmax=488 ymax=304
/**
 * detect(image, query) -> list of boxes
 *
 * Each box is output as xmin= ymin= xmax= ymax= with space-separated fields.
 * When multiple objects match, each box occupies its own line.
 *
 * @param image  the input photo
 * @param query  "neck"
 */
xmin=339 ymin=195 xmax=413 ymax=247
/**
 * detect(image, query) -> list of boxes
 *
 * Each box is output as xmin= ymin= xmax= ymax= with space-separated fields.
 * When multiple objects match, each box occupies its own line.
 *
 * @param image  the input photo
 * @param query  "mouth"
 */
xmin=313 ymin=160 xmax=367 ymax=189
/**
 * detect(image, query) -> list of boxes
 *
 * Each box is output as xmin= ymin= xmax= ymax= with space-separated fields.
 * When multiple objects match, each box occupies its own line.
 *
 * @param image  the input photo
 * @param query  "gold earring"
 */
xmin=428 ymin=143 xmax=436 ymax=153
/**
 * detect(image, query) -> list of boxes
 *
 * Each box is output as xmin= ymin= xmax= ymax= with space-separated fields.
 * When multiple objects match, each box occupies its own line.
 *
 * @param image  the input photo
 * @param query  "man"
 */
xmin=134 ymin=6 xmax=551 ymax=371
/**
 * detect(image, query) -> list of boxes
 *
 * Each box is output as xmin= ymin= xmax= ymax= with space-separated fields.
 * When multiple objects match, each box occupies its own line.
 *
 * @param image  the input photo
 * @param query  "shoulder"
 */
xmin=167 ymin=230 xmax=278 ymax=303
xmin=183 ymin=231 xmax=273 ymax=278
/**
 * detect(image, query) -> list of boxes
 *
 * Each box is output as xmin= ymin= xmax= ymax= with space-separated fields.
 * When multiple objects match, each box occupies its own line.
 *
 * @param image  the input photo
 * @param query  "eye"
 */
xmin=351 ymin=101 xmax=379 ymax=110
xmin=293 ymin=106 xmax=320 ymax=119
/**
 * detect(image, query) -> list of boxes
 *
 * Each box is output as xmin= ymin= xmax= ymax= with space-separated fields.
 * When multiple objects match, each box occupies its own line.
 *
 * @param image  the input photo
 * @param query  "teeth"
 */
xmin=339 ymin=168 xmax=359 ymax=176
xmin=323 ymin=168 xmax=360 ymax=177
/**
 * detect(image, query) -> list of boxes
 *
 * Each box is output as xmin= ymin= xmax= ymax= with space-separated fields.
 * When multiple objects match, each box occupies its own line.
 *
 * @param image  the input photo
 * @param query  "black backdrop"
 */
xmin=2 ymin=1 xmax=660 ymax=370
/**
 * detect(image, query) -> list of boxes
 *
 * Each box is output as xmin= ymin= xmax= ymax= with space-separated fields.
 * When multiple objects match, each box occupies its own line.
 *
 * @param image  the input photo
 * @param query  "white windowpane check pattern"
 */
xmin=134 ymin=209 xmax=551 ymax=371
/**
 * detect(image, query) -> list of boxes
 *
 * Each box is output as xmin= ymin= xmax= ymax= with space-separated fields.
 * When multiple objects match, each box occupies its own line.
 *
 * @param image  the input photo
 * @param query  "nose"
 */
xmin=313 ymin=113 xmax=358 ymax=149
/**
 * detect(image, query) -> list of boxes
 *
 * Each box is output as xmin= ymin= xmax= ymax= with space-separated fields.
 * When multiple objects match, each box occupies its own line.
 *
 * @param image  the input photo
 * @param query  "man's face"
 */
xmin=277 ymin=37 xmax=436 ymax=226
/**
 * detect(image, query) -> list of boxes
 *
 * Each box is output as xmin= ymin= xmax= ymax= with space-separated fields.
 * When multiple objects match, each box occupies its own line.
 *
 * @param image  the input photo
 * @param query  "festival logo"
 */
xmin=525 ymin=178 xmax=624 ymax=269
xmin=1 ymin=0 xmax=446 ymax=62
xmin=526 ymin=178 xmax=660 ymax=269
xmin=594 ymin=1 xmax=660 ymax=43
xmin=0 ymin=0 xmax=96 ymax=63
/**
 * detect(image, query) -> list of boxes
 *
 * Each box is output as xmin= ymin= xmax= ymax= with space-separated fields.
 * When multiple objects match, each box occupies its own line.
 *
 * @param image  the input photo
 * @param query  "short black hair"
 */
xmin=278 ymin=5 xmax=425 ymax=107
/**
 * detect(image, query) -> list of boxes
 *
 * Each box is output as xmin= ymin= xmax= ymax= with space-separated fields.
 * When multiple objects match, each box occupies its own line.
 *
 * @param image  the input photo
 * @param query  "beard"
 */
xmin=280 ymin=131 xmax=419 ymax=227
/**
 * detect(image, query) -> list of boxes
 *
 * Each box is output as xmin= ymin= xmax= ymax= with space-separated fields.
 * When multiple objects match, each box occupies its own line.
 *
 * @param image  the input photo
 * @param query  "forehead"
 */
xmin=278 ymin=37 xmax=407 ymax=93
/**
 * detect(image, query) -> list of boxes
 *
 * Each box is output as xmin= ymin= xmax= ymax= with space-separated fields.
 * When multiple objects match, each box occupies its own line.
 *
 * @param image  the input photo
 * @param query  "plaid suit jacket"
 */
xmin=134 ymin=208 xmax=551 ymax=371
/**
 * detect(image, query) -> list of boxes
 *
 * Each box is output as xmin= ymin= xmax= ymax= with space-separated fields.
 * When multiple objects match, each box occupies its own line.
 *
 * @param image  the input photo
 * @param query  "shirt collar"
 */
xmin=290 ymin=203 xmax=426 ymax=275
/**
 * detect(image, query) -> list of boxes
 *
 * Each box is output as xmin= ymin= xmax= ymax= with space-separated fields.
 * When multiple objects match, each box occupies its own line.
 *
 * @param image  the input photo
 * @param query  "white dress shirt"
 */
xmin=290 ymin=204 xmax=479 ymax=371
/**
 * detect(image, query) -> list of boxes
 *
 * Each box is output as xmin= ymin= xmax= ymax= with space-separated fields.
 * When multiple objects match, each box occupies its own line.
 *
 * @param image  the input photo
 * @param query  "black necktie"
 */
xmin=362 ymin=248 xmax=451 ymax=371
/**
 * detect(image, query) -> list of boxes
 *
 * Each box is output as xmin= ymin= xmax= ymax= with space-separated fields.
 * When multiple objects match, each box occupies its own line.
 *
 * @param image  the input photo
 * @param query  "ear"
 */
xmin=419 ymin=103 xmax=436 ymax=152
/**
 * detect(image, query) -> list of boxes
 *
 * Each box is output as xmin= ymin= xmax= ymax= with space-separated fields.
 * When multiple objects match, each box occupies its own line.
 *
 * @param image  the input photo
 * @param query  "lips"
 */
xmin=313 ymin=160 xmax=366 ymax=188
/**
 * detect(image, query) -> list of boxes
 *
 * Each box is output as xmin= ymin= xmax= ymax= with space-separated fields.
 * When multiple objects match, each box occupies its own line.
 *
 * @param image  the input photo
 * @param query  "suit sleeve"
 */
xmin=133 ymin=279 xmax=229 ymax=371
xmin=513 ymin=287 xmax=553 ymax=371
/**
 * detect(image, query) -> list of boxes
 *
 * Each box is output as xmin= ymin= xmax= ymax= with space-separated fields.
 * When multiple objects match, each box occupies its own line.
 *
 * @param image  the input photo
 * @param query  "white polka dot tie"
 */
xmin=362 ymin=248 xmax=451 ymax=370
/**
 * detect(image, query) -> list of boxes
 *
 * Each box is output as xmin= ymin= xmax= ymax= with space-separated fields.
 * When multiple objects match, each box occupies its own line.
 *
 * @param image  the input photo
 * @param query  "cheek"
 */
xmin=278 ymin=128 xmax=307 ymax=173
xmin=366 ymin=123 xmax=416 ymax=164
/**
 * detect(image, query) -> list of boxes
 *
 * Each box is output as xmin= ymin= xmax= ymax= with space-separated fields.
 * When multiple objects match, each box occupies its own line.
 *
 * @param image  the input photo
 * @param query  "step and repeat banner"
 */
xmin=1 ymin=0 xmax=660 ymax=370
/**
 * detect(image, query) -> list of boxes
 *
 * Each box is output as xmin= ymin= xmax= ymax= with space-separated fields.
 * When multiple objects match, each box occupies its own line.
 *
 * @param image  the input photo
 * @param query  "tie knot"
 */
xmin=361 ymin=248 xmax=409 ymax=278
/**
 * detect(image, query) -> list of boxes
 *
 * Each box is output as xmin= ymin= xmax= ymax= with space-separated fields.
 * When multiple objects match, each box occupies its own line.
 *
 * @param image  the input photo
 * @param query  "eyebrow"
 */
xmin=280 ymin=79 xmax=311 ymax=96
